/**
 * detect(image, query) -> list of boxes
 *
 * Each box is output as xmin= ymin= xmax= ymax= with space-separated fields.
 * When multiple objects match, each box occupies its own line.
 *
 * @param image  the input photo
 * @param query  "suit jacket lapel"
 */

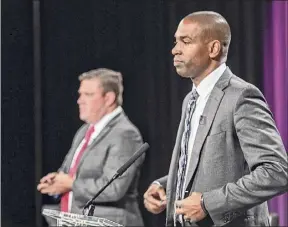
xmin=166 ymin=106 xmax=185 ymax=196
xmin=166 ymin=94 xmax=190 ymax=221
xmin=76 ymin=126 xmax=112 ymax=170
xmin=63 ymin=124 xmax=89 ymax=172
xmin=76 ymin=112 xmax=123 ymax=173
xmin=184 ymin=68 xmax=232 ymax=190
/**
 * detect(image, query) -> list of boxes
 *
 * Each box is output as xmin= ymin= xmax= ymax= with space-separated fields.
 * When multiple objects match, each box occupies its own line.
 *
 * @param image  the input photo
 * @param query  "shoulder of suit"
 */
xmin=227 ymin=74 xmax=260 ymax=94
xmin=112 ymin=113 xmax=142 ymax=136
xmin=181 ymin=91 xmax=193 ymax=111
xmin=75 ymin=123 xmax=89 ymax=136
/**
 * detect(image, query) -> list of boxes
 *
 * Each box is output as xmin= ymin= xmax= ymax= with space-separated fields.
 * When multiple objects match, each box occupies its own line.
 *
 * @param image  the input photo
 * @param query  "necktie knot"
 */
xmin=191 ymin=89 xmax=199 ymax=101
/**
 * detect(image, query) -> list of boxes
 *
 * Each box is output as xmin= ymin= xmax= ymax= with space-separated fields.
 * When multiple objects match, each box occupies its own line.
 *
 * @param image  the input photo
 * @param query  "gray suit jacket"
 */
xmin=50 ymin=111 xmax=145 ymax=226
xmin=158 ymin=68 xmax=288 ymax=226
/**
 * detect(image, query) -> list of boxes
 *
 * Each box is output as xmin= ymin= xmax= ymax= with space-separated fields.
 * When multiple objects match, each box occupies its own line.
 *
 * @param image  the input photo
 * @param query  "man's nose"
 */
xmin=172 ymin=43 xmax=181 ymax=55
xmin=77 ymin=96 xmax=82 ymax=104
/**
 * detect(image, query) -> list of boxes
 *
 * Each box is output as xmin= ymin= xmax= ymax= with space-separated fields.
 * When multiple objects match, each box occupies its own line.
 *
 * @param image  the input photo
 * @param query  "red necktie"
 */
xmin=60 ymin=125 xmax=95 ymax=212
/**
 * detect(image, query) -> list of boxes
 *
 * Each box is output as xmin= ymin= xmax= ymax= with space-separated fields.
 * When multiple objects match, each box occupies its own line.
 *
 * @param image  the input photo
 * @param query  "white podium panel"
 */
xmin=42 ymin=208 xmax=123 ymax=226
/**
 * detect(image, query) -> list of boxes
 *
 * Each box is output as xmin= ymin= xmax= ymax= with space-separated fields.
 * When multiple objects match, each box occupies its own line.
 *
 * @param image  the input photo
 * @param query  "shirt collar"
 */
xmin=91 ymin=106 xmax=123 ymax=131
xmin=193 ymin=63 xmax=227 ymax=98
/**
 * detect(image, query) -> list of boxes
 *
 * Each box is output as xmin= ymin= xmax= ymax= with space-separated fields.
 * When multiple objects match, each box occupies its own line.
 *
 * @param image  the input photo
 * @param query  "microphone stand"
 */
xmin=82 ymin=142 xmax=149 ymax=216
xmin=83 ymin=173 xmax=119 ymax=216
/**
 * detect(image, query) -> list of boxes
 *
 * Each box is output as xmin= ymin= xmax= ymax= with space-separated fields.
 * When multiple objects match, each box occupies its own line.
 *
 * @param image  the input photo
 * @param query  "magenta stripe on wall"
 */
xmin=264 ymin=1 xmax=288 ymax=226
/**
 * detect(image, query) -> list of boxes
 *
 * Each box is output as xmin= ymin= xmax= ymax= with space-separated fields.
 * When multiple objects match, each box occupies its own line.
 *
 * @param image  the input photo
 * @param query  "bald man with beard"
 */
xmin=143 ymin=11 xmax=288 ymax=227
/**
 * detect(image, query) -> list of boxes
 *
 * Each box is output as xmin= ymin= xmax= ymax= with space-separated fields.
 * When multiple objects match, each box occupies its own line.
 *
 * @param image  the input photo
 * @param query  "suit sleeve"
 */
xmin=203 ymin=85 xmax=288 ymax=226
xmin=72 ymin=129 xmax=144 ymax=203
xmin=154 ymin=175 xmax=168 ymax=188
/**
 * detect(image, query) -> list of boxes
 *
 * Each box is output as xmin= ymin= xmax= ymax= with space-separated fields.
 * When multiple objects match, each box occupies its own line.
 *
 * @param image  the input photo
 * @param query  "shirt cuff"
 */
xmin=152 ymin=181 xmax=163 ymax=187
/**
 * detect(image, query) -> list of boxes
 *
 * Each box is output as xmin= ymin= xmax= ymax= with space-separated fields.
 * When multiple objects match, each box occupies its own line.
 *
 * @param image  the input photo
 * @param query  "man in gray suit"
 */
xmin=144 ymin=11 xmax=288 ymax=226
xmin=37 ymin=68 xmax=145 ymax=226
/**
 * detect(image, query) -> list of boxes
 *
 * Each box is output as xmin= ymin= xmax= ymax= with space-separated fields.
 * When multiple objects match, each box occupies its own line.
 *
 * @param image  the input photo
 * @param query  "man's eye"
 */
xmin=83 ymin=93 xmax=93 ymax=97
xmin=174 ymin=40 xmax=190 ymax=45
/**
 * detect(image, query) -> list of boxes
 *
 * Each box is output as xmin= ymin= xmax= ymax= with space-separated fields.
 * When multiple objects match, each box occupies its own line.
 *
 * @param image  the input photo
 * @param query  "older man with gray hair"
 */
xmin=37 ymin=68 xmax=145 ymax=226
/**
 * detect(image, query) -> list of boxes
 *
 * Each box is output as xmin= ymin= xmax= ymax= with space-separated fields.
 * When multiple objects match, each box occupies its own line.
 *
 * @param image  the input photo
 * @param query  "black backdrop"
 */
xmin=2 ymin=0 xmax=266 ymax=226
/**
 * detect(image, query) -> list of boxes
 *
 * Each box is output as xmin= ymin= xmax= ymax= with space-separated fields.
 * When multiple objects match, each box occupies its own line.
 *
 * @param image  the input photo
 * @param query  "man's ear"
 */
xmin=208 ymin=40 xmax=221 ymax=59
xmin=104 ymin=91 xmax=116 ymax=107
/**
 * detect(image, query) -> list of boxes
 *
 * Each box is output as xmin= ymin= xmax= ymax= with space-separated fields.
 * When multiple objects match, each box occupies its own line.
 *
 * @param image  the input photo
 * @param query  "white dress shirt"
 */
xmin=182 ymin=63 xmax=227 ymax=195
xmin=68 ymin=106 xmax=123 ymax=211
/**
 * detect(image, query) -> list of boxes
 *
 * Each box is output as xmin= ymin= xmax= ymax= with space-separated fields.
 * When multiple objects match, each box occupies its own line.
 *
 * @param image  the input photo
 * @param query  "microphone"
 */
xmin=115 ymin=142 xmax=149 ymax=177
xmin=82 ymin=142 xmax=149 ymax=216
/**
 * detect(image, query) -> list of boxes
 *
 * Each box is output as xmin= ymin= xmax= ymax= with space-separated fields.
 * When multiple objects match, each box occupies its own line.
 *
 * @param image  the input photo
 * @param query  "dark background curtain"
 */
xmin=2 ymin=0 xmax=267 ymax=226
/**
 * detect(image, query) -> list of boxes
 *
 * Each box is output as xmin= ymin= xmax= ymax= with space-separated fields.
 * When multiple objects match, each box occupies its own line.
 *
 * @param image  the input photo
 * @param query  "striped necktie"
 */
xmin=174 ymin=89 xmax=199 ymax=225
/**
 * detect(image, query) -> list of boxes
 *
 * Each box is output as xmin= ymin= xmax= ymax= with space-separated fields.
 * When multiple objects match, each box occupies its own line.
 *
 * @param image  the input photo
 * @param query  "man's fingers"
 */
xmin=46 ymin=178 xmax=54 ymax=184
xmin=146 ymin=185 xmax=167 ymax=202
xmin=143 ymin=184 xmax=167 ymax=214
xmin=40 ymin=174 xmax=51 ymax=182
xmin=40 ymin=183 xmax=59 ymax=194
xmin=175 ymin=207 xmax=185 ymax=215
xmin=145 ymin=194 xmax=163 ymax=207
xmin=144 ymin=199 xmax=164 ymax=214
xmin=40 ymin=186 xmax=53 ymax=194
xmin=144 ymin=186 xmax=154 ymax=197
xmin=160 ymin=199 xmax=167 ymax=206
xmin=40 ymin=176 xmax=49 ymax=183
xmin=41 ymin=188 xmax=53 ymax=194
xmin=47 ymin=172 xmax=57 ymax=181
xmin=158 ymin=188 xmax=167 ymax=201
xmin=37 ymin=184 xmax=41 ymax=191
xmin=143 ymin=192 xmax=167 ymax=212
xmin=145 ymin=184 xmax=159 ymax=195
xmin=37 ymin=183 xmax=49 ymax=191
xmin=40 ymin=172 xmax=57 ymax=183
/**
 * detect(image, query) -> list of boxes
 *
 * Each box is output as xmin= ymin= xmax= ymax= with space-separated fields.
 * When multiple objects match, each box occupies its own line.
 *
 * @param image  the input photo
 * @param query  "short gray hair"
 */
xmin=78 ymin=68 xmax=124 ymax=106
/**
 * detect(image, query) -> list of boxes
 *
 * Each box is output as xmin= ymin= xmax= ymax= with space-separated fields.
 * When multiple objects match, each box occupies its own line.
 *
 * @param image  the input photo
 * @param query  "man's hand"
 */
xmin=37 ymin=172 xmax=74 ymax=195
xmin=39 ymin=172 xmax=58 ymax=185
xmin=143 ymin=183 xmax=167 ymax=214
xmin=37 ymin=172 xmax=58 ymax=192
xmin=175 ymin=192 xmax=206 ymax=222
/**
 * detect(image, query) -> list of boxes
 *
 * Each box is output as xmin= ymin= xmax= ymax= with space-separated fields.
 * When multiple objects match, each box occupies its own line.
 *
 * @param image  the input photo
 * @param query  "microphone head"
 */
xmin=141 ymin=142 xmax=150 ymax=151
xmin=116 ymin=142 xmax=149 ymax=176
xmin=82 ymin=142 xmax=149 ymax=212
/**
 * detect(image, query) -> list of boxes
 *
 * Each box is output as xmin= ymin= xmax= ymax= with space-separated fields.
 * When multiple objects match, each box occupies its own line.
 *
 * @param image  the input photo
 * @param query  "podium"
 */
xmin=42 ymin=208 xmax=123 ymax=226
